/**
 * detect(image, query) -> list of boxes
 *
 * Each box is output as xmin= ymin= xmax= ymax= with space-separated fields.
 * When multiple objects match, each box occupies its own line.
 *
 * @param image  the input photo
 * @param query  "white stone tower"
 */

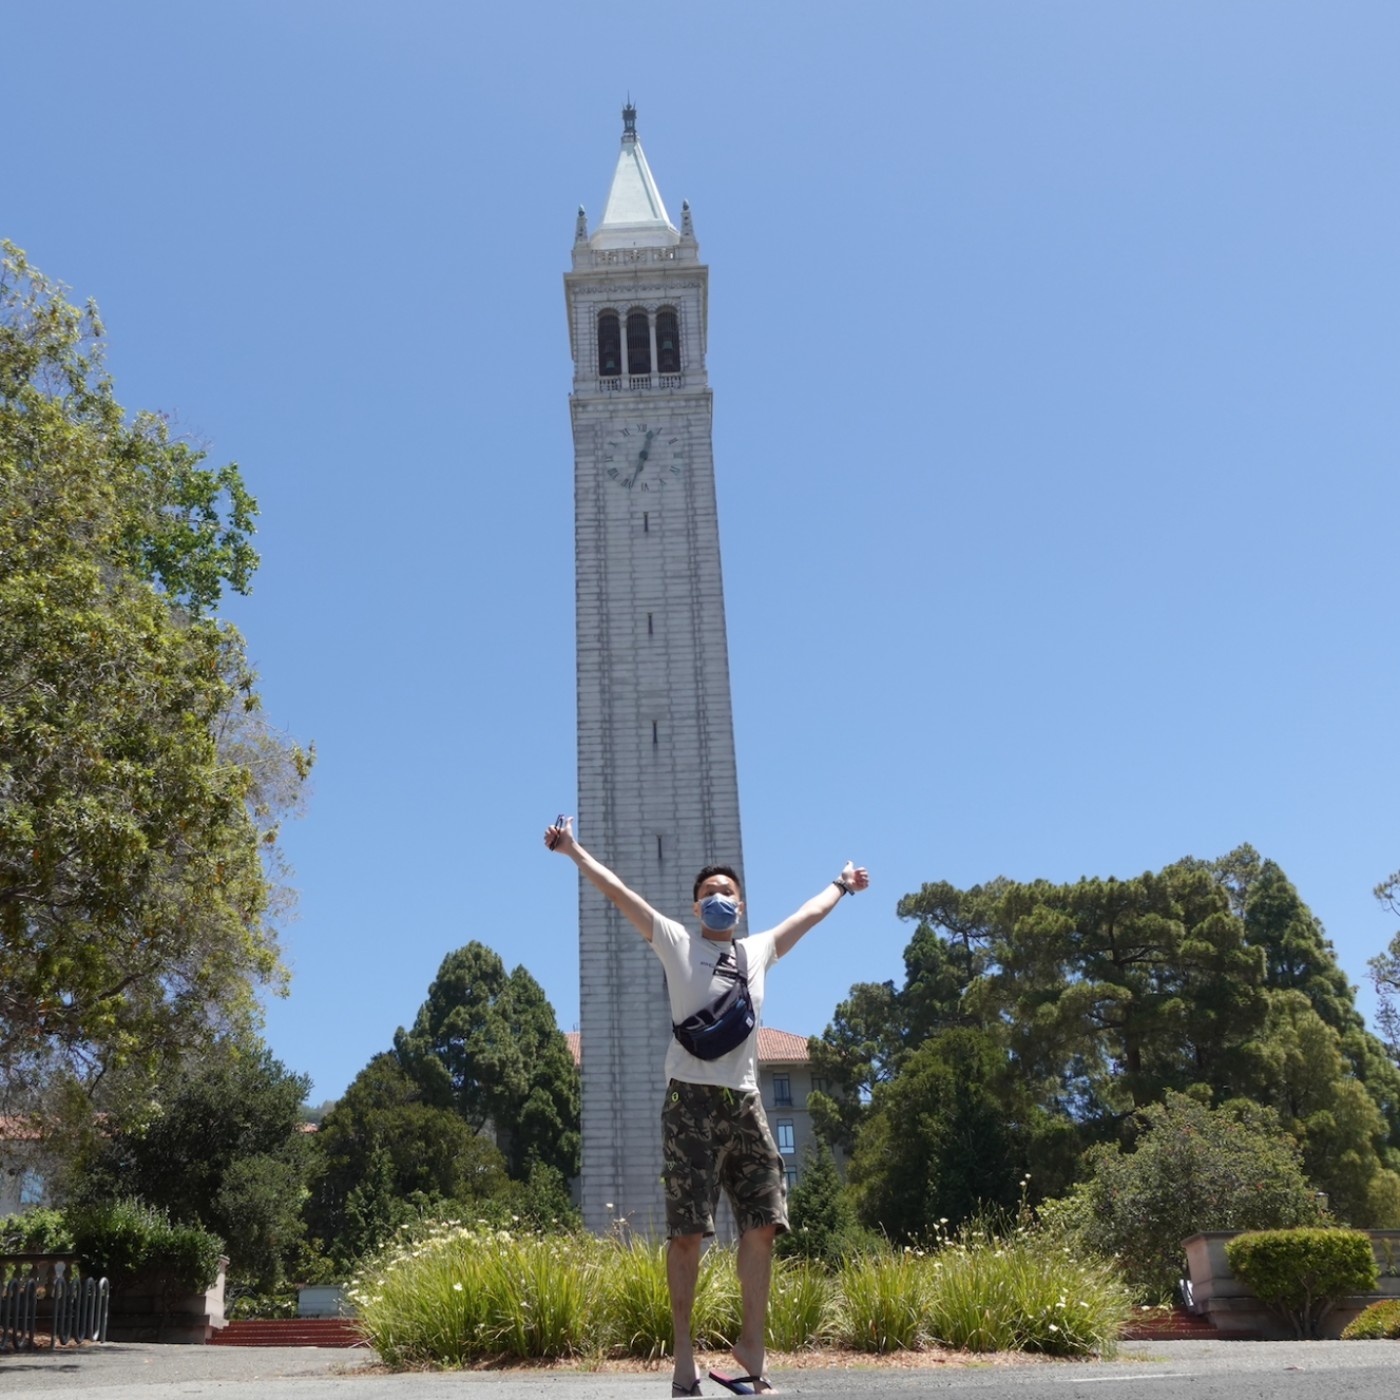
xmin=566 ymin=105 xmax=745 ymax=1235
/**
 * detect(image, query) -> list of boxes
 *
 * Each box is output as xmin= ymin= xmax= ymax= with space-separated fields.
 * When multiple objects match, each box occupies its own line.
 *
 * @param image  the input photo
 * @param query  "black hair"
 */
xmin=693 ymin=864 xmax=742 ymax=903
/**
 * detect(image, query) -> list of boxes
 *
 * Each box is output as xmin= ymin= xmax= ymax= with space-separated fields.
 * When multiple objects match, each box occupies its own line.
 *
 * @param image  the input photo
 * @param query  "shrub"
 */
xmin=1225 ymin=1228 xmax=1379 ymax=1338
xmin=68 ymin=1199 xmax=223 ymax=1293
xmin=1050 ymin=1093 xmax=1322 ymax=1301
xmin=0 ymin=1207 xmax=74 ymax=1253
xmin=1341 ymin=1298 xmax=1400 ymax=1340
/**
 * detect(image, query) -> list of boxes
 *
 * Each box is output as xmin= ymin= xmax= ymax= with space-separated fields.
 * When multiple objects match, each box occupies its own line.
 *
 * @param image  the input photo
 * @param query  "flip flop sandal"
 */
xmin=671 ymin=1382 xmax=704 ymax=1397
xmin=708 ymin=1371 xmax=772 ymax=1395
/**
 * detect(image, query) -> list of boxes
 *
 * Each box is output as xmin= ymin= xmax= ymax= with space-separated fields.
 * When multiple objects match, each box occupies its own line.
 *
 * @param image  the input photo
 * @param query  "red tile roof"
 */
xmin=757 ymin=1028 xmax=811 ymax=1063
xmin=561 ymin=1028 xmax=809 ymax=1067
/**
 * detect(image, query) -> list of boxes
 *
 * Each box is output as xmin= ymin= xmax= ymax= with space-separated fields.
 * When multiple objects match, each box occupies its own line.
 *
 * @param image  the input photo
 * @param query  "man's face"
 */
xmin=694 ymin=872 xmax=743 ymax=935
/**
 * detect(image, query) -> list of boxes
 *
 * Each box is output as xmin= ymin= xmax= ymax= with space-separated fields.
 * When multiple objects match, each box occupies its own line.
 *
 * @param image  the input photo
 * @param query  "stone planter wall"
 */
xmin=104 ymin=1254 xmax=228 ymax=1344
xmin=1183 ymin=1230 xmax=1400 ymax=1339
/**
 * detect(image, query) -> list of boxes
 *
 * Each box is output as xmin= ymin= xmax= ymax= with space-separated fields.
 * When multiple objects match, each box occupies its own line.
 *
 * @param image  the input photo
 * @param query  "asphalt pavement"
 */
xmin=1 ymin=1340 xmax=1397 ymax=1400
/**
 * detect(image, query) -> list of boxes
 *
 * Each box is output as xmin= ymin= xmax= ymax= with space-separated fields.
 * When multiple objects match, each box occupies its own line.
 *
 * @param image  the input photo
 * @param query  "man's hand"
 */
xmin=542 ymin=814 xmax=661 ymax=941
xmin=545 ymin=815 xmax=576 ymax=855
xmin=839 ymin=860 xmax=870 ymax=893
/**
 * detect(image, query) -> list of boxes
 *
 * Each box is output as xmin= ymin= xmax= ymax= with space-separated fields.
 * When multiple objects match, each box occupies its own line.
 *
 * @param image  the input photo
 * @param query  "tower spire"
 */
xmin=592 ymin=99 xmax=678 ymax=249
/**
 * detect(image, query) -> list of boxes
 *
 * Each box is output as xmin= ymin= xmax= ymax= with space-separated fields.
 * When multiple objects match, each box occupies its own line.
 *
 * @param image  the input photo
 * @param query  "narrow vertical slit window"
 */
xmin=627 ymin=310 xmax=652 ymax=375
xmin=643 ymin=511 xmax=649 ymax=533
xmin=647 ymin=612 xmax=653 ymax=635
xmin=652 ymin=720 xmax=658 ymax=745
xmin=656 ymin=834 xmax=663 ymax=861
xmin=597 ymin=311 xmax=621 ymax=377
xmin=656 ymin=308 xmax=680 ymax=374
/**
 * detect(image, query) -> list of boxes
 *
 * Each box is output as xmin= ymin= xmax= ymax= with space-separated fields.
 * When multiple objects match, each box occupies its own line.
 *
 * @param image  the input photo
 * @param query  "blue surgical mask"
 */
xmin=699 ymin=894 xmax=740 ymax=932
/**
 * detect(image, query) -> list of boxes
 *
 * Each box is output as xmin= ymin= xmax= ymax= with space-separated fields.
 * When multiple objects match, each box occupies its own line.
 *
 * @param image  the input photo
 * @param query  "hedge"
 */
xmin=1225 ymin=1228 xmax=1378 ymax=1338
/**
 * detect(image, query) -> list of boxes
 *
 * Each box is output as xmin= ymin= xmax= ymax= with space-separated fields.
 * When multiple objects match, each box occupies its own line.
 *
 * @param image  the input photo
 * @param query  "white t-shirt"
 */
xmin=650 ymin=914 xmax=779 ymax=1092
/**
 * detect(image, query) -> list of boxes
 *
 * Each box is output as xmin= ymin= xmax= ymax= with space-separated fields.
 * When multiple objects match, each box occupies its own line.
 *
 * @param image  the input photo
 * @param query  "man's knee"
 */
xmin=669 ymin=1231 xmax=704 ymax=1259
xmin=740 ymin=1223 xmax=777 ymax=1250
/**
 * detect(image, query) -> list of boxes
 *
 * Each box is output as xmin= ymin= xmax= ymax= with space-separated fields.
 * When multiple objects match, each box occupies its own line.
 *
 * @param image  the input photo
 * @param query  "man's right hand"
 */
xmin=545 ymin=815 xmax=575 ymax=855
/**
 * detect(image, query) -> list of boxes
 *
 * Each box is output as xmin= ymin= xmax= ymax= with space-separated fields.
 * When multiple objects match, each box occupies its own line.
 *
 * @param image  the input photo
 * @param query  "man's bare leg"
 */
xmin=668 ymin=1233 xmax=703 ymax=1392
xmin=732 ymin=1224 xmax=777 ymax=1392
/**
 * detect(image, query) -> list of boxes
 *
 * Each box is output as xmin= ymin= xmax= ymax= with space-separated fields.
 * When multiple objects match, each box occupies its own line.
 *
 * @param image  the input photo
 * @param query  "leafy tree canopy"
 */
xmin=846 ymin=1027 xmax=1021 ymax=1242
xmin=818 ymin=845 xmax=1400 ymax=1237
xmin=67 ymin=1037 xmax=312 ymax=1290
xmin=1050 ymin=1091 xmax=1323 ymax=1302
xmin=305 ymin=1052 xmax=510 ymax=1266
xmin=1371 ymin=869 xmax=1400 ymax=1062
xmin=0 ymin=244 xmax=310 ymax=1100
xmin=393 ymin=942 xmax=580 ymax=1180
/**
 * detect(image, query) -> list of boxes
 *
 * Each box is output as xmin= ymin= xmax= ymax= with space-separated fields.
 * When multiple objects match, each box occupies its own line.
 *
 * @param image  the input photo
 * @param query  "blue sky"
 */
xmin=7 ymin=2 xmax=1398 ymax=1103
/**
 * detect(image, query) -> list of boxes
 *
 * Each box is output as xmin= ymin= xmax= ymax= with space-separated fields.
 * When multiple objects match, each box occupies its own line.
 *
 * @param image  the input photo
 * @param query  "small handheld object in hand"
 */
xmin=547 ymin=814 xmax=567 ymax=850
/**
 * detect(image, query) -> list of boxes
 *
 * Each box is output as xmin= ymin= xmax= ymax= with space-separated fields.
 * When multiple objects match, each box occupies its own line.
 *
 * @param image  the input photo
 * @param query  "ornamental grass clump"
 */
xmin=352 ymin=1212 xmax=1131 ymax=1367
xmin=598 ymin=1238 xmax=673 ymax=1358
xmin=835 ymin=1250 xmax=927 ymax=1352
xmin=349 ymin=1221 xmax=603 ymax=1365
xmin=924 ymin=1227 xmax=1130 ymax=1356
xmin=765 ymin=1258 xmax=839 ymax=1351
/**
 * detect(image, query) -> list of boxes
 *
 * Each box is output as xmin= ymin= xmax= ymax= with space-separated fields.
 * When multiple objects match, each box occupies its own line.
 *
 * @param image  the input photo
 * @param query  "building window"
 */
xmin=19 ymin=1168 xmax=45 ymax=1207
xmin=597 ymin=311 xmax=621 ymax=377
xmin=656 ymin=308 xmax=680 ymax=373
xmin=776 ymin=1120 xmax=795 ymax=1155
xmin=772 ymin=1073 xmax=792 ymax=1107
xmin=626 ymin=310 xmax=651 ymax=375
xmin=785 ymin=1168 xmax=799 ymax=1193
xmin=810 ymin=1075 xmax=829 ymax=1097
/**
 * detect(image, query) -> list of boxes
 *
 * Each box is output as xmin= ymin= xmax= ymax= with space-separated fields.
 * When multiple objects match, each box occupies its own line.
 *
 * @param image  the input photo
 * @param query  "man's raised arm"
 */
xmin=543 ymin=817 xmax=663 ymax=942
xmin=771 ymin=861 xmax=871 ymax=959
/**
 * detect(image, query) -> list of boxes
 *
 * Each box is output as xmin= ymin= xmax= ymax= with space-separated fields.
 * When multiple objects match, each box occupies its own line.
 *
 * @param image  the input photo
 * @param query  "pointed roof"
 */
xmin=591 ymin=103 xmax=680 ymax=251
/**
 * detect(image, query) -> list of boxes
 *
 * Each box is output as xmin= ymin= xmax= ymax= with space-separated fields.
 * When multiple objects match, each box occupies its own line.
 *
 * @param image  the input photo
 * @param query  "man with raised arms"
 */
xmin=544 ymin=816 xmax=869 ymax=1397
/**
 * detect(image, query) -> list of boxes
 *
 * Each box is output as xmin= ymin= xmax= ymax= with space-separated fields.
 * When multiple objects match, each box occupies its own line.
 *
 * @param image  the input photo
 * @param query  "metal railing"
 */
xmin=593 ymin=373 xmax=685 ymax=394
xmin=0 ymin=1256 xmax=109 ymax=1350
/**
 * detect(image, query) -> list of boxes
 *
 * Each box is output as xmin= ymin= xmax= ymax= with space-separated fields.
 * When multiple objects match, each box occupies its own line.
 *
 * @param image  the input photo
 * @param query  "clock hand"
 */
xmin=630 ymin=431 xmax=655 ymax=485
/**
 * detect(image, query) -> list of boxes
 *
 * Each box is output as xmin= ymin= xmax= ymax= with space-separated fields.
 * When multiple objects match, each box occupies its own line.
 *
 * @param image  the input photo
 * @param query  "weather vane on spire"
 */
xmin=622 ymin=99 xmax=637 ymax=142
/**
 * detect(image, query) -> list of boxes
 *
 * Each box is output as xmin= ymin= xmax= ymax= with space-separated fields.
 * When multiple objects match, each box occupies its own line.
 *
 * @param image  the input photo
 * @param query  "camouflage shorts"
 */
xmin=660 ymin=1079 xmax=789 ymax=1239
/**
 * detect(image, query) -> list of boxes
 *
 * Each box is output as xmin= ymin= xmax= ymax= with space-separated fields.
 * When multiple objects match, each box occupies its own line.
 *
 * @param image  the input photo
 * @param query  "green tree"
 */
xmin=68 ymin=1038 xmax=312 ymax=1290
xmin=846 ymin=1028 xmax=1020 ymax=1240
xmin=0 ymin=243 xmax=309 ymax=1101
xmin=1053 ymin=1092 xmax=1323 ymax=1301
xmin=806 ymin=980 xmax=903 ymax=1151
xmin=304 ymin=1052 xmax=509 ymax=1266
xmin=393 ymin=943 xmax=580 ymax=1179
xmin=1238 ymin=991 xmax=1400 ymax=1226
xmin=1210 ymin=847 xmax=1400 ymax=1154
xmin=776 ymin=1141 xmax=859 ymax=1265
xmin=1370 ymin=869 xmax=1400 ymax=1060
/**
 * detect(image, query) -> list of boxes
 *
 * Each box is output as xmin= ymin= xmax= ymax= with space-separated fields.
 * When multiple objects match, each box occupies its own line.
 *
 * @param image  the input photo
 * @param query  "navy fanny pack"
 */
xmin=672 ymin=947 xmax=756 ymax=1060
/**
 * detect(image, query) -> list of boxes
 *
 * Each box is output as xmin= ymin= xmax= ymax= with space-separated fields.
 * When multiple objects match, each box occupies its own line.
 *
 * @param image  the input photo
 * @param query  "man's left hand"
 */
xmin=840 ymin=860 xmax=870 ymax=893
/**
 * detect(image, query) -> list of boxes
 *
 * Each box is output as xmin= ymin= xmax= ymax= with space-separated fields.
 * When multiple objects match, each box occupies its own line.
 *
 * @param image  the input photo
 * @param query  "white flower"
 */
xmin=453 ymin=1282 xmax=464 ymax=1292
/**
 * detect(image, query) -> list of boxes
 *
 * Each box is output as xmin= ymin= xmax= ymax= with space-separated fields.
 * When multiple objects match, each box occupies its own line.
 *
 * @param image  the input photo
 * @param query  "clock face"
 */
xmin=602 ymin=421 xmax=685 ymax=493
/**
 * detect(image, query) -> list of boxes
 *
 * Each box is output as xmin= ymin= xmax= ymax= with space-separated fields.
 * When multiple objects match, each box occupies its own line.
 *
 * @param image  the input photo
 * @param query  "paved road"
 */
xmin=1 ymin=1340 xmax=1397 ymax=1400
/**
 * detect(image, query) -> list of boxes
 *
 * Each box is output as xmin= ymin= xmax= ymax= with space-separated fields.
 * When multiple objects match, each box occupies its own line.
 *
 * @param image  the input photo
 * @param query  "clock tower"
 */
xmin=565 ymin=106 xmax=745 ymax=1234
